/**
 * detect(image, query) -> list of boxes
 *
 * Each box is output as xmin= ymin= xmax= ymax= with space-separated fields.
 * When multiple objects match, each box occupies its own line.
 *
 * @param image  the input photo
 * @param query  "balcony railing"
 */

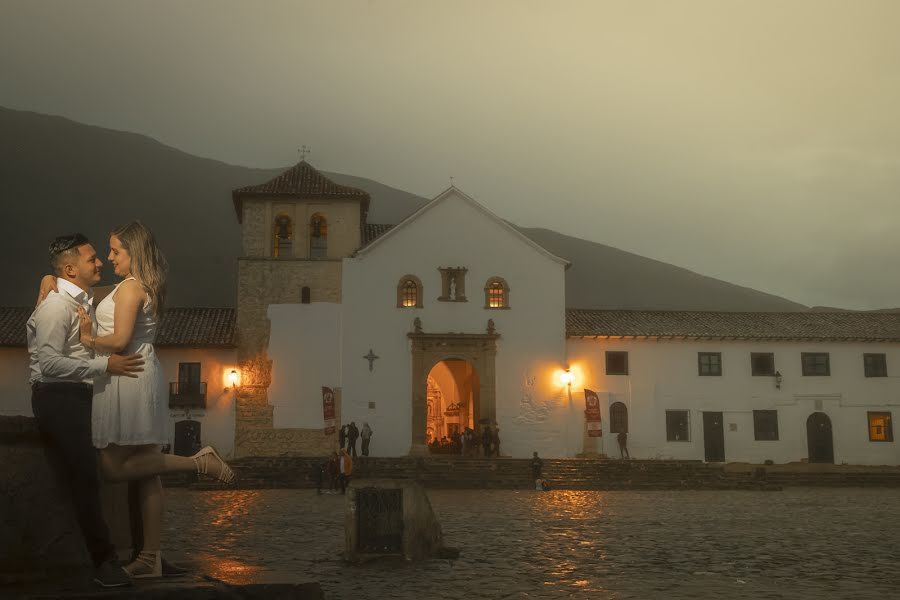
xmin=169 ymin=381 xmax=207 ymax=409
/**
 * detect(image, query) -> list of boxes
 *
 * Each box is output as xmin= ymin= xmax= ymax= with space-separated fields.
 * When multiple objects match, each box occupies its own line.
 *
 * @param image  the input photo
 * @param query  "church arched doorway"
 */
xmin=807 ymin=412 xmax=834 ymax=464
xmin=408 ymin=329 xmax=498 ymax=456
xmin=424 ymin=360 xmax=480 ymax=453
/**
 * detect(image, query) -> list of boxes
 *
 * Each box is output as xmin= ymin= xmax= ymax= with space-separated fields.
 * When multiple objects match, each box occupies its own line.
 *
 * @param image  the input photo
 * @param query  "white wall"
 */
xmin=151 ymin=347 xmax=238 ymax=459
xmin=0 ymin=346 xmax=238 ymax=459
xmin=340 ymin=190 xmax=570 ymax=457
xmin=267 ymin=302 xmax=342 ymax=428
xmin=567 ymin=338 xmax=900 ymax=465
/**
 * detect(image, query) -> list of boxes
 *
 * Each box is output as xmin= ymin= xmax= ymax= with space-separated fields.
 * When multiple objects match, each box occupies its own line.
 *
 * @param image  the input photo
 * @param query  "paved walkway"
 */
xmin=162 ymin=487 xmax=900 ymax=599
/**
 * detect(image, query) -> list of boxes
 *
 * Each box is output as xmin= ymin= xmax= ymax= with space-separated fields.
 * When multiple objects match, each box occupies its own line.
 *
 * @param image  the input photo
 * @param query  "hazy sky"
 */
xmin=2 ymin=0 xmax=899 ymax=309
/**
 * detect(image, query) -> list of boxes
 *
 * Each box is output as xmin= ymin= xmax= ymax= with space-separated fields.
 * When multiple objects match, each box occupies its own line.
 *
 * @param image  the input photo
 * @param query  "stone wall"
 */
xmin=234 ymin=254 xmax=344 ymax=457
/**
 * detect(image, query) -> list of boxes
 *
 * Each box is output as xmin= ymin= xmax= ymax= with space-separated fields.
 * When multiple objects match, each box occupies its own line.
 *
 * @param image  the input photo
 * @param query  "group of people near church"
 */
xmin=429 ymin=424 xmax=501 ymax=457
xmin=316 ymin=449 xmax=353 ymax=494
xmin=28 ymin=225 xmax=236 ymax=588
xmin=337 ymin=421 xmax=373 ymax=457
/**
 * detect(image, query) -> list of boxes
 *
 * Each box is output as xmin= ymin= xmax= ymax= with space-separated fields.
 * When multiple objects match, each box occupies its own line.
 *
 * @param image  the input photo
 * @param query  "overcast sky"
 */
xmin=2 ymin=0 xmax=898 ymax=309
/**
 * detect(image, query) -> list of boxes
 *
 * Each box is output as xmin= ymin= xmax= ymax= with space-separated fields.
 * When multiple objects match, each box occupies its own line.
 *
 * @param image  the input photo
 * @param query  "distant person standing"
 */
xmin=361 ymin=422 xmax=373 ymax=456
xmin=347 ymin=422 xmax=359 ymax=458
xmin=530 ymin=451 xmax=543 ymax=481
xmin=338 ymin=448 xmax=353 ymax=494
xmin=492 ymin=427 xmax=501 ymax=457
xmin=617 ymin=431 xmax=630 ymax=459
xmin=338 ymin=424 xmax=347 ymax=452
xmin=482 ymin=425 xmax=493 ymax=457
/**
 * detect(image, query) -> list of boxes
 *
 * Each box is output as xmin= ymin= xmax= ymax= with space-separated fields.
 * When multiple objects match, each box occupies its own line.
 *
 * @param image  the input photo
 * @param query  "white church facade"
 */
xmin=238 ymin=161 xmax=900 ymax=465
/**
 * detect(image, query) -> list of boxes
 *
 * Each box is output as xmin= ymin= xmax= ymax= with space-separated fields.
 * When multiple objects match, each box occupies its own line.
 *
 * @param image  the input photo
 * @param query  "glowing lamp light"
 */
xmin=224 ymin=369 xmax=240 ymax=392
xmin=559 ymin=369 xmax=574 ymax=386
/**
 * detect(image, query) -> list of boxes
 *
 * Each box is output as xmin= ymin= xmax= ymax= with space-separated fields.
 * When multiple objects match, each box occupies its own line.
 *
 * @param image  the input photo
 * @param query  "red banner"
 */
xmin=322 ymin=386 xmax=335 ymax=435
xmin=584 ymin=388 xmax=602 ymax=437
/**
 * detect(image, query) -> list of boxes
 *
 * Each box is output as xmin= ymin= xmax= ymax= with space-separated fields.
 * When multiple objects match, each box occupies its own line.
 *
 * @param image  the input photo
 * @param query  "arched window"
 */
xmin=396 ymin=275 xmax=423 ymax=308
xmin=610 ymin=402 xmax=628 ymax=434
xmin=273 ymin=214 xmax=293 ymax=258
xmin=309 ymin=213 xmax=327 ymax=258
xmin=484 ymin=277 xmax=510 ymax=309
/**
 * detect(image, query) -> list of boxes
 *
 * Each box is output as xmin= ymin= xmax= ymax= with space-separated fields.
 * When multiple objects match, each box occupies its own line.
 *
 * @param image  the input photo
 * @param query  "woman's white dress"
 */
xmin=91 ymin=277 xmax=169 ymax=448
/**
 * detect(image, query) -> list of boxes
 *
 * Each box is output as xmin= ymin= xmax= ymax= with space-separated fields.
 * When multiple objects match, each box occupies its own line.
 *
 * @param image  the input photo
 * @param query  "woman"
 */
xmin=41 ymin=221 xmax=235 ymax=578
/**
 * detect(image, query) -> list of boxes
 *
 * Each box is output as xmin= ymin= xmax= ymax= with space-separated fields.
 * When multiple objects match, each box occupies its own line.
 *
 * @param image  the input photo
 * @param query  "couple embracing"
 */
xmin=27 ymin=221 xmax=235 ymax=587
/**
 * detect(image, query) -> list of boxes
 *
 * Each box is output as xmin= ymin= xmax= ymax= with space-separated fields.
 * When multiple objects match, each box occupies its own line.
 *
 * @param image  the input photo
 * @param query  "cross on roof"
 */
xmin=298 ymin=145 xmax=311 ymax=161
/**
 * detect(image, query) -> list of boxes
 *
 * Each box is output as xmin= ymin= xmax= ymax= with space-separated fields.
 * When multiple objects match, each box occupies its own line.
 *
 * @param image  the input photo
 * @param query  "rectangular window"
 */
xmin=868 ymin=412 xmax=893 ymax=442
xmin=666 ymin=410 xmax=690 ymax=441
xmin=753 ymin=410 xmax=779 ymax=441
xmin=606 ymin=351 xmax=629 ymax=375
xmin=802 ymin=353 xmax=830 ymax=376
xmin=698 ymin=352 xmax=722 ymax=376
xmin=864 ymin=354 xmax=888 ymax=378
xmin=751 ymin=353 xmax=775 ymax=376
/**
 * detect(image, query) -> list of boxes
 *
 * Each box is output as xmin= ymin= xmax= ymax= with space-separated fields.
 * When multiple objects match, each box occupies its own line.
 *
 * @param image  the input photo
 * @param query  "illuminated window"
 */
xmin=753 ymin=410 xmax=779 ymax=440
xmin=666 ymin=410 xmax=690 ymax=441
xmin=484 ymin=277 xmax=509 ymax=309
xmin=868 ymin=412 xmax=893 ymax=442
xmin=273 ymin=214 xmax=292 ymax=258
xmin=309 ymin=214 xmax=327 ymax=258
xmin=610 ymin=402 xmax=628 ymax=433
xmin=698 ymin=352 xmax=722 ymax=376
xmin=802 ymin=353 xmax=830 ymax=376
xmin=864 ymin=353 xmax=888 ymax=378
xmin=402 ymin=280 xmax=418 ymax=307
xmin=606 ymin=351 xmax=628 ymax=375
xmin=396 ymin=275 xmax=423 ymax=308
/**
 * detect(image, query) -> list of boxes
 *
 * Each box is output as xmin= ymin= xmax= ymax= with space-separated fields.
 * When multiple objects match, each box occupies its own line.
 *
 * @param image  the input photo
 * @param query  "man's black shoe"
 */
xmin=162 ymin=557 xmax=189 ymax=577
xmin=93 ymin=558 xmax=131 ymax=587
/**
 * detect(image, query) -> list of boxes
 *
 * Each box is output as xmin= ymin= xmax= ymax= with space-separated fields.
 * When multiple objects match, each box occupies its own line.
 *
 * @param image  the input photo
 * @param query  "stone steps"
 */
xmin=163 ymin=457 xmax=780 ymax=491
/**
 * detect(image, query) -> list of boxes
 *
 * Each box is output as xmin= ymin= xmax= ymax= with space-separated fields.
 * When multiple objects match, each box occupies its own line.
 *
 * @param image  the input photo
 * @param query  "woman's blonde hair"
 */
xmin=111 ymin=221 xmax=168 ymax=316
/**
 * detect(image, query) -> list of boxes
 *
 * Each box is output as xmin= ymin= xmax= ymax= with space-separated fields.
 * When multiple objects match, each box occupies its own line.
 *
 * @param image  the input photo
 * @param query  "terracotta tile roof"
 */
xmin=154 ymin=307 xmax=236 ymax=347
xmin=362 ymin=223 xmax=394 ymax=246
xmin=0 ymin=307 xmax=236 ymax=348
xmin=566 ymin=309 xmax=900 ymax=341
xmin=232 ymin=161 xmax=370 ymax=222
xmin=0 ymin=307 xmax=31 ymax=347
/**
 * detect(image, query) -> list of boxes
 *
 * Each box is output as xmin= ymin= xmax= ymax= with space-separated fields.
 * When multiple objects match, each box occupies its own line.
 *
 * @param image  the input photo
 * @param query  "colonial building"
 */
xmin=2 ymin=160 xmax=898 ymax=465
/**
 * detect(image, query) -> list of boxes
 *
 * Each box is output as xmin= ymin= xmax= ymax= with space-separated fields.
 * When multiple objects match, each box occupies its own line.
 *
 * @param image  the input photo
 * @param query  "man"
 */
xmin=338 ymin=448 xmax=353 ymax=494
xmin=617 ymin=431 xmax=630 ymax=459
xmin=347 ymin=421 xmax=359 ymax=458
xmin=360 ymin=422 xmax=373 ymax=457
xmin=28 ymin=234 xmax=145 ymax=587
xmin=530 ymin=451 xmax=543 ymax=482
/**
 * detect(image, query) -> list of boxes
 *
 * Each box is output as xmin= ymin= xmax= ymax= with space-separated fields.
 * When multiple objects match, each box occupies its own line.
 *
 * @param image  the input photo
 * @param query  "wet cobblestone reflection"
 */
xmin=164 ymin=488 xmax=900 ymax=599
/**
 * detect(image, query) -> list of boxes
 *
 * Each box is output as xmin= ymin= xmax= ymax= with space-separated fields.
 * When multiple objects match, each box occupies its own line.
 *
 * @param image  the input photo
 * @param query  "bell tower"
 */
xmin=230 ymin=160 xmax=370 ymax=457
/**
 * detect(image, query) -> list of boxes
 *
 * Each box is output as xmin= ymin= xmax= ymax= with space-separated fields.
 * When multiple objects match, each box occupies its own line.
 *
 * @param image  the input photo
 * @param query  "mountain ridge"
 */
xmin=1 ymin=106 xmax=811 ymax=312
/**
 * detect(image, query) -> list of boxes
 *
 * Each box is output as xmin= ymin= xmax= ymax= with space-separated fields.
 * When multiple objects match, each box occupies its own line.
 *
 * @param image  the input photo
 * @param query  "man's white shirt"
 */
xmin=27 ymin=278 xmax=108 ymax=385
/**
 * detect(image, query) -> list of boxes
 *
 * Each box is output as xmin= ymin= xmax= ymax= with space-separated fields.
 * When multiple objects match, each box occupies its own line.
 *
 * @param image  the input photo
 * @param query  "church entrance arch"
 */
xmin=408 ymin=330 xmax=498 ymax=456
xmin=425 ymin=360 xmax=481 ymax=453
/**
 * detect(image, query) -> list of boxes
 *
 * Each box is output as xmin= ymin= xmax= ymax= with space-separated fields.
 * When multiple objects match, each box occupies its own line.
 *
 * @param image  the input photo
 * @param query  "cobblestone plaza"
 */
xmin=163 ymin=487 xmax=900 ymax=599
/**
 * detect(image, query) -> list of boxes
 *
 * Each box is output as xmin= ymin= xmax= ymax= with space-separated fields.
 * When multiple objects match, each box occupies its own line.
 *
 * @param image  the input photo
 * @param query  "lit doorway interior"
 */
xmin=425 ymin=359 xmax=480 ymax=451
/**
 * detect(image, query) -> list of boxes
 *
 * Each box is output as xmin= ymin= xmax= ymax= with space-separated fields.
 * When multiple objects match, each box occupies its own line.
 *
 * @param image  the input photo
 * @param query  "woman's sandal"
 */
xmin=192 ymin=446 xmax=236 ymax=484
xmin=125 ymin=551 xmax=162 ymax=579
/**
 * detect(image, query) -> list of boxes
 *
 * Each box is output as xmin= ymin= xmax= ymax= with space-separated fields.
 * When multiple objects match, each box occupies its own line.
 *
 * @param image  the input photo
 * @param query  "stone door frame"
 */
xmin=408 ymin=332 xmax=499 ymax=456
